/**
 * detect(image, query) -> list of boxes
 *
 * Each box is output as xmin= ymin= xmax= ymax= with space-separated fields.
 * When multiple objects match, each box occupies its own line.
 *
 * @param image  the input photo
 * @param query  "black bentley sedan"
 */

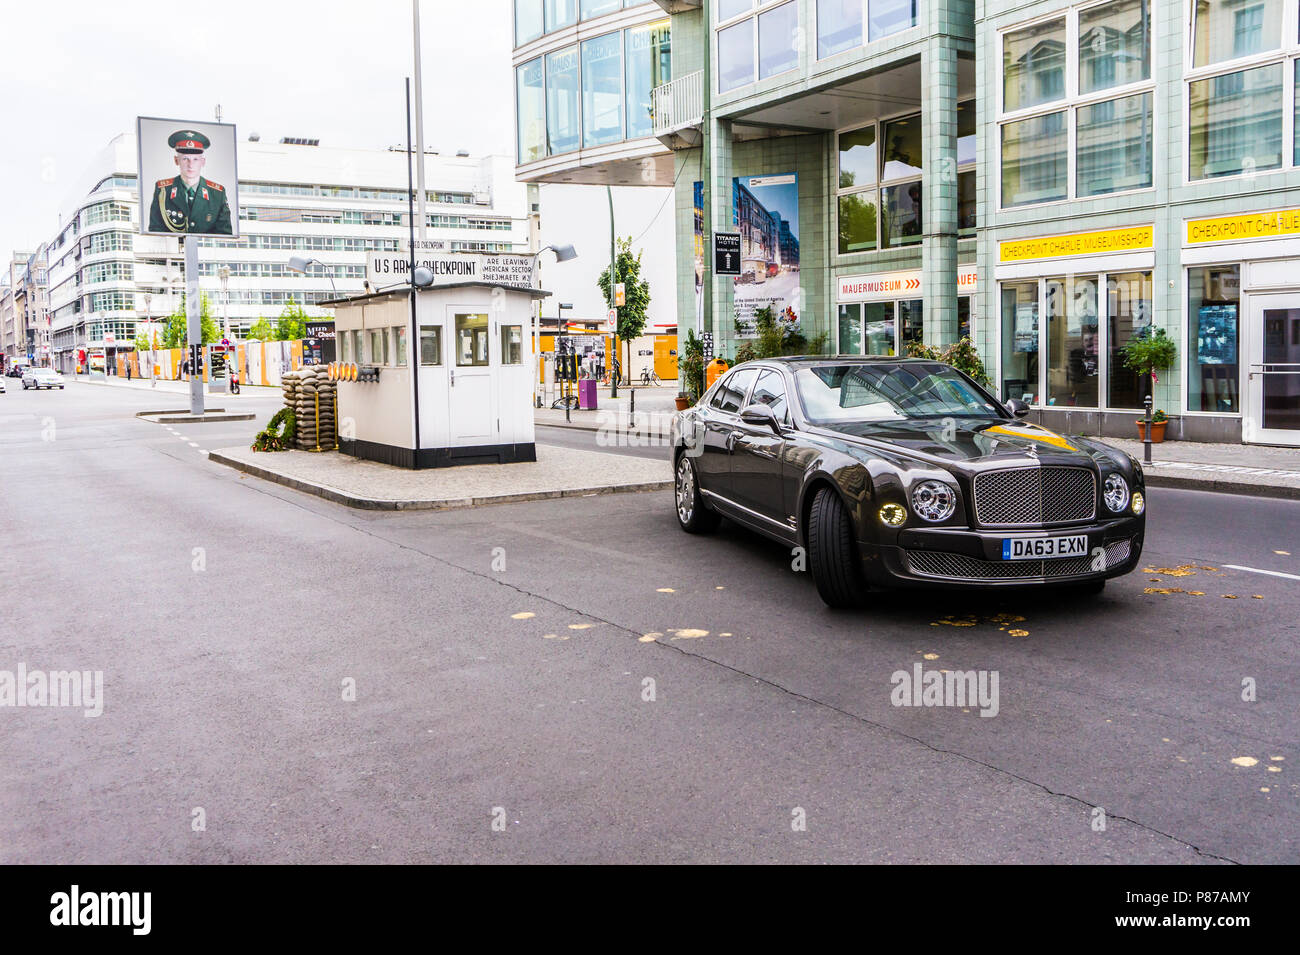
xmin=671 ymin=357 xmax=1146 ymax=608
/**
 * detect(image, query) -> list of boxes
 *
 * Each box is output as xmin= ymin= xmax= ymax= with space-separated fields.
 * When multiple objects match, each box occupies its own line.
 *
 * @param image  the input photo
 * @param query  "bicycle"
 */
xmin=638 ymin=367 xmax=663 ymax=387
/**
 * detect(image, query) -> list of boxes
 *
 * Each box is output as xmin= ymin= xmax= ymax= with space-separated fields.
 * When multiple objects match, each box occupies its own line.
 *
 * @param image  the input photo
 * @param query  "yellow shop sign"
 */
xmin=999 ymin=226 xmax=1154 ymax=262
xmin=1186 ymin=208 xmax=1300 ymax=244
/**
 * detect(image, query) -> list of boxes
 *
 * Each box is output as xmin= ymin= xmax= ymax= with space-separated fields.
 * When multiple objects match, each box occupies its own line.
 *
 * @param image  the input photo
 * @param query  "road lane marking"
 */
xmin=1222 ymin=564 xmax=1300 ymax=581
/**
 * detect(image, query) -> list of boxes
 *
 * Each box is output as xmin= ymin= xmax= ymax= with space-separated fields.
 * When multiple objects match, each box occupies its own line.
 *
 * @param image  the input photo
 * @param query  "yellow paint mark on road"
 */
xmin=568 ymin=623 xmax=595 ymax=630
xmin=656 ymin=588 xmax=675 ymax=593
xmin=1231 ymin=756 xmax=1259 ymax=768
xmin=671 ymin=629 xmax=709 ymax=640
xmin=511 ymin=612 xmax=535 ymax=620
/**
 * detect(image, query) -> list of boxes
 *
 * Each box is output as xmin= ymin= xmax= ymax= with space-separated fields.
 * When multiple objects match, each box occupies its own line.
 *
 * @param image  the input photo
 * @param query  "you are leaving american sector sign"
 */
xmin=366 ymin=252 xmax=536 ymax=289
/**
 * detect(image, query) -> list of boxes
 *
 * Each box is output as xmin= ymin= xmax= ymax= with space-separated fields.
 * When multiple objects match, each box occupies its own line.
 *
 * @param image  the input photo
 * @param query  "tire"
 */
xmin=674 ymin=452 xmax=719 ymax=534
xmin=807 ymin=487 xmax=869 ymax=609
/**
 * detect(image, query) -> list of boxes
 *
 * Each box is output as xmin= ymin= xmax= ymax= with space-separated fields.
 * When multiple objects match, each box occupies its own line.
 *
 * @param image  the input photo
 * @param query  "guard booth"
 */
xmin=326 ymin=280 xmax=547 ymax=468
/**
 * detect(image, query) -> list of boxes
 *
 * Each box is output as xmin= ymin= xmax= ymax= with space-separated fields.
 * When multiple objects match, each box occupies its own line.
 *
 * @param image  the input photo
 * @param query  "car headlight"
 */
xmin=911 ymin=480 xmax=957 ymax=522
xmin=1103 ymin=473 xmax=1130 ymax=513
xmin=1131 ymin=490 xmax=1145 ymax=516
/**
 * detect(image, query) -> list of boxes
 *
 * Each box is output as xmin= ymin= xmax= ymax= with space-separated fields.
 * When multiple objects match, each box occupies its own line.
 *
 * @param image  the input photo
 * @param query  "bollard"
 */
xmin=1143 ymin=394 xmax=1153 ymax=465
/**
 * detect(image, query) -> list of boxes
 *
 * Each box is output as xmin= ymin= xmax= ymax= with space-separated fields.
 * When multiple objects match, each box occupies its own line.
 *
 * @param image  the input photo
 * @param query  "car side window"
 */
xmin=710 ymin=367 xmax=758 ymax=414
xmin=751 ymin=369 xmax=790 ymax=426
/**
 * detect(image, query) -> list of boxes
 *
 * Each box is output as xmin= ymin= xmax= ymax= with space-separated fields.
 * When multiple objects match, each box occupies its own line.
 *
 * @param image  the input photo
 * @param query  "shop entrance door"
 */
xmin=1246 ymin=293 xmax=1300 ymax=446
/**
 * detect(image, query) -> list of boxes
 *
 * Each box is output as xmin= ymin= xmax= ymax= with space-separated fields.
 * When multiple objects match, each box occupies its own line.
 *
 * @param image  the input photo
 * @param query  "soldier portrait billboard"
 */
xmin=136 ymin=116 xmax=239 ymax=237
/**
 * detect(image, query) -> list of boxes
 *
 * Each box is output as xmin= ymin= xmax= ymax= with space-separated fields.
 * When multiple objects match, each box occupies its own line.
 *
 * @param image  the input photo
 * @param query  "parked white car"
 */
xmin=22 ymin=367 xmax=64 ymax=390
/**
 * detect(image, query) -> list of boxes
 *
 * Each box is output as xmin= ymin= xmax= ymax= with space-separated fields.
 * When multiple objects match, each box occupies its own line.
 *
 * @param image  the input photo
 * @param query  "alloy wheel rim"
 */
xmin=676 ymin=457 xmax=694 ymax=523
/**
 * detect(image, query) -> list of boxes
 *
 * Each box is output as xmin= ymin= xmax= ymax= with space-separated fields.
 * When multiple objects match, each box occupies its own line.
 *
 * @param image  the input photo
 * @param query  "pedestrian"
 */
xmin=126 ymin=361 xmax=132 ymax=382
xmin=230 ymin=359 xmax=240 ymax=394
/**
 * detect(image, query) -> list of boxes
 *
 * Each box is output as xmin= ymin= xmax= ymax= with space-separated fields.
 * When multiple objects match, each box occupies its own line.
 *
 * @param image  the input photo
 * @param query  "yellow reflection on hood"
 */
xmin=985 ymin=423 xmax=1078 ymax=452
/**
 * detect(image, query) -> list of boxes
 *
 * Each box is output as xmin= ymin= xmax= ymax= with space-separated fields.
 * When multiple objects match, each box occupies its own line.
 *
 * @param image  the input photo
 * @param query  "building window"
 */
xmin=455 ymin=313 xmax=490 ymax=366
xmin=1189 ymin=64 xmax=1283 ymax=179
xmin=815 ymin=0 xmax=915 ymax=59
xmin=515 ymin=0 xmax=543 ymax=47
xmin=501 ymin=325 xmax=523 ymax=364
xmin=582 ymin=32 xmax=624 ymax=147
xmin=718 ymin=18 xmax=755 ymax=92
xmin=1000 ymin=1 xmax=1153 ymax=206
xmin=420 ymin=325 xmax=442 ymax=365
xmin=545 ymin=45 xmax=581 ymax=155
xmin=717 ymin=1 xmax=799 ymax=91
xmin=544 ymin=0 xmax=576 ymax=33
xmin=393 ymin=325 xmax=407 ymax=367
xmin=1187 ymin=265 xmax=1240 ymax=413
xmin=581 ymin=0 xmax=621 ymax=18
xmin=1079 ymin=0 xmax=1150 ymax=95
xmin=626 ymin=22 xmax=671 ymax=139
xmin=1193 ymin=0 xmax=1281 ymax=68
xmin=758 ymin=3 xmax=799 ymax=79
xmin=1077 ymin=91 xmax=1153 ymax=196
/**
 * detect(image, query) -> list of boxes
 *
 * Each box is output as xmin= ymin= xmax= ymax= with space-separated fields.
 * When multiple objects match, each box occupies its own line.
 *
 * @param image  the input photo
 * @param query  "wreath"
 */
xmin=252 ymin=407 xmax=296 ymax=452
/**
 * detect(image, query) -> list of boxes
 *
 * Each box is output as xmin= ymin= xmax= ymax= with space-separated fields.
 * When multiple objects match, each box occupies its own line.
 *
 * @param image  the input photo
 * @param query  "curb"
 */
xmin=1143 ymin=473 xmax=1299 ymax=501
xmin=207 ymin=450 xmax=673 ymax=511
xmin=140 ymin=412 xmax=256 ymax=423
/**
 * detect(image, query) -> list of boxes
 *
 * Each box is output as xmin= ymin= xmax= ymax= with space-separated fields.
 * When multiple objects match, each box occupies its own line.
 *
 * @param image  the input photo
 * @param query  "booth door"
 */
xmin=448 ymin=308 xmax=496 ymax=444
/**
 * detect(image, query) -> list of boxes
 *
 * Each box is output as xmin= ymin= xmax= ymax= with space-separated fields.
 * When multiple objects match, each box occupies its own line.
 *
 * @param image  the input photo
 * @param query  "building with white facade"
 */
xmin=42 ymin=134 xmax=529 ymax=374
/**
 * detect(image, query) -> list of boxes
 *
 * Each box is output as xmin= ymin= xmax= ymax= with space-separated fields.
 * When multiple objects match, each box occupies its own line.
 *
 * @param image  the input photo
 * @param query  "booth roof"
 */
xmin=322 ymin=282 xmax=552 ymax=307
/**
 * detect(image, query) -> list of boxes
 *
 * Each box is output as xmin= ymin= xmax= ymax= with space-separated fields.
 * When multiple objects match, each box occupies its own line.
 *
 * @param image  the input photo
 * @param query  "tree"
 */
xmin=162 ymin=292 xmax=221 ymax=347
xmin=275 ymin=297 xmax=309 ymax=341
xmin=247 ymin=318 xmax=274 ymax=341
xmin=597 ymin=237 xmax=651 ymax=384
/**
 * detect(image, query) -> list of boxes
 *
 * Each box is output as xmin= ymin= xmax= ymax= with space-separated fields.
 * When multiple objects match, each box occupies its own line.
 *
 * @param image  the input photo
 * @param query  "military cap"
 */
xmin=168 ymin=130 xmax=210 ymax=154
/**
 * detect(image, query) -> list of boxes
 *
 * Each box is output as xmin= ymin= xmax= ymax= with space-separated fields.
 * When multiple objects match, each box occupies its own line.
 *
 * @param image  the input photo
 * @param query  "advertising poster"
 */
xmin=1014 ymin=303 xmax=1039 ymax=352
xmin=137 ymin=116 xmax=239 ymax=237
xmin=693 ymin=180 xmax=704 ymax=330
xmin=1197 ymin=305 xmax=1238 ymax=365
xmin=731 ymin=173 xmax=800 ymax=337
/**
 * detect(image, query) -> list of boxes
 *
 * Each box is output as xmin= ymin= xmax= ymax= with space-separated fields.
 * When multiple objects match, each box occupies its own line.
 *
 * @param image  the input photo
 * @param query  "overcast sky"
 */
xmin=0 ymin=0 xmax=515 ymax=261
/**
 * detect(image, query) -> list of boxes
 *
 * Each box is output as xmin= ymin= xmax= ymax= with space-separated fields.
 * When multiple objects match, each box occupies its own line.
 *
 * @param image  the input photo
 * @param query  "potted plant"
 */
xmin=678 ymin=329 xmax=705 ymax=408
xmin=1137 ymin=408 xmax=1168 ymax=443
xmin=1119 ymin=328 xmax=1177 ymax=439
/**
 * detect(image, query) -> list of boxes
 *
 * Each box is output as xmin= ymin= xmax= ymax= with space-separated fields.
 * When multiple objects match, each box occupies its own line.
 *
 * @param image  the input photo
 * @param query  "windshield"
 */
xmin=794 ymin=362 xmax=1004 ymax=424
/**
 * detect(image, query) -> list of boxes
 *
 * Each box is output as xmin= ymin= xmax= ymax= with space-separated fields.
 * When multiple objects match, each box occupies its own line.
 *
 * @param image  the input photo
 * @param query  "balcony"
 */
xmin=651 ymin=71 xmax=703 ymax=149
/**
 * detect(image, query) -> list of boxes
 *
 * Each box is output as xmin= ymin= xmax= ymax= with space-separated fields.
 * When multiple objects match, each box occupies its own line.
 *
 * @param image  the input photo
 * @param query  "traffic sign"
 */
xmin=713 ymin=233 xmax=740 ymax=275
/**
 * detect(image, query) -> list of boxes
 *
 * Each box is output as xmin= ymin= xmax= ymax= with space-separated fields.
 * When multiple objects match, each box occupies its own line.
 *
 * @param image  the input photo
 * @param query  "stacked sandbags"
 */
xmin=289 ymin=366 xmax=337 ymax=451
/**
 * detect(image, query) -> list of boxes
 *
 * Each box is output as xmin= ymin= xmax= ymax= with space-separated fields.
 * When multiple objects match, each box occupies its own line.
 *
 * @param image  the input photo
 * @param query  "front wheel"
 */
xmin=675 ymin=452 xmax=719 ymax=534
xmin=807 ymin=487 xmax=869 ymax=609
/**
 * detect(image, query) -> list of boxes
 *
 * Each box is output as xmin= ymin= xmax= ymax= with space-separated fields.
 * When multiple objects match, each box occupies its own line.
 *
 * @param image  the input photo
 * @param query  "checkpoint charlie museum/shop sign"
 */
xmin=366 ymin=251 xmax=536 ymax=288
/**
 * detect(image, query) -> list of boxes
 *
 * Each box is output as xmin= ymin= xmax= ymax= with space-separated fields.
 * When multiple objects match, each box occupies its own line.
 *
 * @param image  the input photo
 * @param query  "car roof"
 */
xmin=754 ymin=355 xmax=941 ymax=368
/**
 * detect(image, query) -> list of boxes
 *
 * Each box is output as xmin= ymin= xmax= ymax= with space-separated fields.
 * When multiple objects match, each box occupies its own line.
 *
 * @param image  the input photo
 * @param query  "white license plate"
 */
xmin=1001 ymin=534 xmax=1088 ymax=560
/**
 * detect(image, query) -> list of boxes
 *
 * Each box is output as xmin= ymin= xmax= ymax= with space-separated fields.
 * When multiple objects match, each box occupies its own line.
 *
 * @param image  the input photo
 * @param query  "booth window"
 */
xmin=501 ymin=325 xmax=523 ymax=364
xmin=369 ymin=329 xmax=387 ymax=366
xmin=1187 ymin=265 xmax=1240 ymax=413
xmin=420 ymin=325 xmax=442 ymax=365
xmin=456 ymin=313 xmax=490 ymax=366
xmin=393 ymin=326 xmax=407 ymax=367
xmin=339 ymin=333 xmax=351 ymax=363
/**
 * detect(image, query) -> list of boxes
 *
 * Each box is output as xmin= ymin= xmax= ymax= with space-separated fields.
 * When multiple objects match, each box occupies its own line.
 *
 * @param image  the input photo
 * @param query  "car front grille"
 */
xmin=905 ymin=537 xmax=1132 ymax=582
xmin=972 ymin=466 xmax=1096 ymax=526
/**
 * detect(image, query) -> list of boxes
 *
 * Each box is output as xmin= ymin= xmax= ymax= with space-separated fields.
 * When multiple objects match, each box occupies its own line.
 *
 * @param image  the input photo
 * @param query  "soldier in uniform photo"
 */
xmin=147 ymin=129 xmax=232 ymax=235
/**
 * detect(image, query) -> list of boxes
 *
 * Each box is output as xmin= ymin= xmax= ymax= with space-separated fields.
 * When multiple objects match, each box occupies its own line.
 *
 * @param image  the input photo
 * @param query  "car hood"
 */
xmin=809 ymin=417 xmax=1110 ymax=468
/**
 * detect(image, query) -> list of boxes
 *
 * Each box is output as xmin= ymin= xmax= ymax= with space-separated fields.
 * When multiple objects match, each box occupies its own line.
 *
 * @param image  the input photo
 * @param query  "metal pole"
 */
xmin=608 ymin=186 xmax=618 ymax=398
xmin=184 ymin=235 xmax=202 ymax=416
xmin=701 ymin=0 xmax=712 ymax=350
xmin=406 ymin=78 xmax=423 ymax=462
xmin=412 ymin=0 xmax=428 ymax=242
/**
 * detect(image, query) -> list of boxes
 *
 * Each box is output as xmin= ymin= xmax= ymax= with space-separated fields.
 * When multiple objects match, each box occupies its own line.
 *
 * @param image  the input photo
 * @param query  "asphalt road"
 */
xmin=0 ymin=379 xmax=1296 ymax=863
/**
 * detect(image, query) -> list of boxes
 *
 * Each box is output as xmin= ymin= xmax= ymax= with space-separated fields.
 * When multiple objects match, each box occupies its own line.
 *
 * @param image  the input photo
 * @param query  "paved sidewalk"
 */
xmin=1105 ymin=437 xmax=1299 ymax=499
xmin=209 ymin=443 xmax=671 ymax=510
xmin=74 ymin=375 xmax=278 ymax=399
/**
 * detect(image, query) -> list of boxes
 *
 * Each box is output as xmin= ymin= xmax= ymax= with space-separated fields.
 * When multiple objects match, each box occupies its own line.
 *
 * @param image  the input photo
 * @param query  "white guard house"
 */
xmin=326 ymin=266 xmax=547 ymax=468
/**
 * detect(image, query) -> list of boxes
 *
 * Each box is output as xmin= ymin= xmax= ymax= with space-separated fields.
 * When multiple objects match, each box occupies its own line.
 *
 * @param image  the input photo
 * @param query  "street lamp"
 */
xmin=531 ymin=244 xmax=577 ymax=407
xmin=287 ymin=255 xmax=338 ymax=295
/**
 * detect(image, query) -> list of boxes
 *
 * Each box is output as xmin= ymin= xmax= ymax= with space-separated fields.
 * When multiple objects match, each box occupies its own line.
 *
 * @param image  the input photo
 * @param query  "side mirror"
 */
xmin=1005 ymin=398 xmax=1030 ymax=419
xmin=740 ymin=402 xmax=782 ymax=434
